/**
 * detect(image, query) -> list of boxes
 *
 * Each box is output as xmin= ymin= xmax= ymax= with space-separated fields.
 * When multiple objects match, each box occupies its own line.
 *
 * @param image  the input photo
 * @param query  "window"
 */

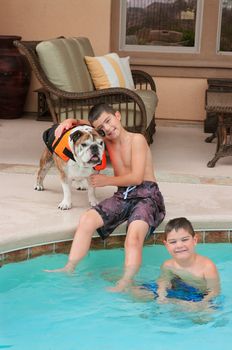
xmin=218 ymin=0 xmax=232 ymax=53
xmin=120 ymin=0 xmax=202 ymax=53
xmin=110 ymin=0 xmax=232 ymax=78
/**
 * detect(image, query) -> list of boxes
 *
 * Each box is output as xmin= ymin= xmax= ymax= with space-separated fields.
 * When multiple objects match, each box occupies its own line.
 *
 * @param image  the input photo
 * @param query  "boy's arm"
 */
xmin=171 ymin=261 xmax=220 ymax=310
xmin=128 ymin=262 xmax=172 ymax=302
xmin=156 ymin=263 xmax=173 ymax=303
xmin=202 ymin=260 xmax=220 ymax=302
xmin=90 ymin=134 xmax=148 ymax=187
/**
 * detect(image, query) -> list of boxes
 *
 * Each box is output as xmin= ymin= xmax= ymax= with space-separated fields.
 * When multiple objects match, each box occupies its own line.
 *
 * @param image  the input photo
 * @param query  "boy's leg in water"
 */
xmin=108 ymin=220 xmax=148 ymax=292
xmin=45 ymin=209 xmax=104 ymax=272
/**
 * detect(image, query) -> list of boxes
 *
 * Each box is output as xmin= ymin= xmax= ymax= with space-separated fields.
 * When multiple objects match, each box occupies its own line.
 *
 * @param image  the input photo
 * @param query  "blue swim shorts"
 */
xmin=142 ymin=279 xmax=206 ymax=302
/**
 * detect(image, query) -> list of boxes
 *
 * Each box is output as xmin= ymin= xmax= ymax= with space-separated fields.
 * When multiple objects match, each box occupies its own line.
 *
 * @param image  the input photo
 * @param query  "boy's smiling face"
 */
xmin=92 ymin=111 xmax=121 ymax=140
xmin=164 ymin=228 xmax=197 ymax=261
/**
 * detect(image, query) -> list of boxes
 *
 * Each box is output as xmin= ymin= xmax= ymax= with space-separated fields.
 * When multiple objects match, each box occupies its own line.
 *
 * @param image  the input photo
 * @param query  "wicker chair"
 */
xmin=14 ymin=37 xmax=158 ymax=144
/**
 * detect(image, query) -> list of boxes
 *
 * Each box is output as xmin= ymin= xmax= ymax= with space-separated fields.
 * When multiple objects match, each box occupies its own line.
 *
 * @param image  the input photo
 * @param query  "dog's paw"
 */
xmin=34 ymin=184 xmax=44 ymax=191
xmin=58 ymin=200 xmax=72 ymax=210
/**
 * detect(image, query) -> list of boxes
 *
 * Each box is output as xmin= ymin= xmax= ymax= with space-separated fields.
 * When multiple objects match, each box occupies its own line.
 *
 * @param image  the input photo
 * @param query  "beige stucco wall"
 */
xmin=155 ymin=78 xmax=207 ymax=121
xmin=0 ymin=0 xmax=207 ymax=121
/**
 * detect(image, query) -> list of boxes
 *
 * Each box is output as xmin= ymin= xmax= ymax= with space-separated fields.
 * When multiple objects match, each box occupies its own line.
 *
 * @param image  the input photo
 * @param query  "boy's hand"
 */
xmin=89 ymin=174 xmax=109 ymax=187
xmin=55 ymin=119 xmax=90 ymax=138
xmin=55 ymin=119 xmax=77 ymax=138
xmin=156 ymin=296 xmax=169 ymax=304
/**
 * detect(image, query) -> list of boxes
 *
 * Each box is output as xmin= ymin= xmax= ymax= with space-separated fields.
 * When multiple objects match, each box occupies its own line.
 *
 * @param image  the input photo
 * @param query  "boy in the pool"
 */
xmin=133 ymin=217 xmax=220 ymax=304
xmin=46 ymin=104 xmax=165 ymax=292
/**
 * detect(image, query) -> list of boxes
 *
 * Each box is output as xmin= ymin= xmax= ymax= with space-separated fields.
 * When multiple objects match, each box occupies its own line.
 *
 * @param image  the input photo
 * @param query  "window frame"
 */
xmin=217 ymin=0 xmax=232 ymax=55
xmin=110 ymin=0 xmax=232 ymax=79
xmin=119 ymin=0 xmax=203 ymax=54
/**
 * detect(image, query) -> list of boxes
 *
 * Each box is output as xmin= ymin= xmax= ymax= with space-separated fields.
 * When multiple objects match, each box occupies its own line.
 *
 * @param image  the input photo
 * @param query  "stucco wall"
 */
xmin=0 ymin=0 xmax=207 ymax=121
xmin=155 ymin=78 xmax=207 ymax=121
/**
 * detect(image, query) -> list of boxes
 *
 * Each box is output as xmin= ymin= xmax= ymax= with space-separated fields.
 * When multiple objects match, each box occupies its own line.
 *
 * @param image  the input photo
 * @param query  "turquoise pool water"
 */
xmin=1 ymin=243 xmax=232 ymax=350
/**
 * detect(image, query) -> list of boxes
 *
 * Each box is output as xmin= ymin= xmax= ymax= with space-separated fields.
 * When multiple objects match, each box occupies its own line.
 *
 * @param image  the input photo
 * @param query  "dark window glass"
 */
xmin=125 ymin=0 xmax=198 ymax=47
xmin=220 ymin=0 xmax=232 ymax=52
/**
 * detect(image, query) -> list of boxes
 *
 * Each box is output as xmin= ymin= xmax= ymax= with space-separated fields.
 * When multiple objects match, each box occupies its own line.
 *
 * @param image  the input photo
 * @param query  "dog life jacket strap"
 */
xmin=94 ymin=151 xmax=107 ymax=171
xmin=43 ymin=124 xmax=75 ymax=162
xmin=52 ymin=129 xmax=75 ymax=162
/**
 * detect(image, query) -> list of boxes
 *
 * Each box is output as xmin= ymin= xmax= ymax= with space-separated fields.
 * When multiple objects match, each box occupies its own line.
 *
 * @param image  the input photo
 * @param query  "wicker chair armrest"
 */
xmin=54 ymin=87 xmax=146 ymax=126
xmin=131 ymin=69 xmax=156 ymax=91
xmin=14 ymin=39 xmax=63 ymax=93
xmin=47 ymin=86 xmax=146 ymax=103
xmin=43 ymin=87 xmax=147 ymax=131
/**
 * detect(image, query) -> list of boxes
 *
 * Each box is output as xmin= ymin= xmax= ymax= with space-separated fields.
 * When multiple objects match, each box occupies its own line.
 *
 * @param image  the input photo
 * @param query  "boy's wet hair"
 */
xmin=88 ymin=103 xmax=115 ymax=124
xmin=164 ymin=217 xmax=195 ymax=240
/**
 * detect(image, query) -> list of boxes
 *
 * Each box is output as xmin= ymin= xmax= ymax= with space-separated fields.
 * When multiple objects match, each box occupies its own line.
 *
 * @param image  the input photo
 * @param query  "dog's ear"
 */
xmin=70 ymin=130 xmax=83 ymax=143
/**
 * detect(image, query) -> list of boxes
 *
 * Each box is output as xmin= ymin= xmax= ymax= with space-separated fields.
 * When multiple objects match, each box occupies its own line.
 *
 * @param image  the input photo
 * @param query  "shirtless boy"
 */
xmin=48 ymin=104 xmax=165 ymax=291
xmin=137 ymin=217 xmax=220 ymax=304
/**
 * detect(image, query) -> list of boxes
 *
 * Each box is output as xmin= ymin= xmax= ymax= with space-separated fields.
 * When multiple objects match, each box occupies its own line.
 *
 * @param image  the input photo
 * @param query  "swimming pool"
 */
xmin=1 ymin=243 xmax=232 ymax=350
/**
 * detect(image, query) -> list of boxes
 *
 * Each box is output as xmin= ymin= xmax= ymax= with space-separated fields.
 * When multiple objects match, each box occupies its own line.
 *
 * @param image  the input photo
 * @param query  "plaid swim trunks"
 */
xmin=93 ymin=181 xmax=165 ymax=240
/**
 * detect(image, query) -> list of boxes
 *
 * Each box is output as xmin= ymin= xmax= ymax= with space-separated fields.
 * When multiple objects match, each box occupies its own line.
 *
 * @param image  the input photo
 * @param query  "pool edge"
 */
xmin=0 ymin=229 xmax=231 ymax=266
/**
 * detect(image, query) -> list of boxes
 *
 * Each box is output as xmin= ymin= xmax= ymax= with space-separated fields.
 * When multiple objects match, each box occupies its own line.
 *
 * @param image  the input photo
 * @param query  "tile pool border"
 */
xmin=0 ymin=229 xmax=231 ymax=266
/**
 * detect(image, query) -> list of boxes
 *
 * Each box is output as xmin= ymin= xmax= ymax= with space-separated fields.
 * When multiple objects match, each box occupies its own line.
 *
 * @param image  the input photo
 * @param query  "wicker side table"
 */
xmin=206 ymin=90 xmax=232 ymax=167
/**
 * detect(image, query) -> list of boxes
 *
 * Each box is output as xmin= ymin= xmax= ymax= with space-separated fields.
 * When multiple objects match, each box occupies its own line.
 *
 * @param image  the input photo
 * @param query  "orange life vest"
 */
xmin=52 ymin=128 xmax=75 ymax=162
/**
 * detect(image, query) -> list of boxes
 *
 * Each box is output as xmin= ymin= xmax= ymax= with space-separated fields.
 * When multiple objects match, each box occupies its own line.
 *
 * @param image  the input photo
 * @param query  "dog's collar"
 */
xmin=93 ymin=151 xmax=106 ymax=171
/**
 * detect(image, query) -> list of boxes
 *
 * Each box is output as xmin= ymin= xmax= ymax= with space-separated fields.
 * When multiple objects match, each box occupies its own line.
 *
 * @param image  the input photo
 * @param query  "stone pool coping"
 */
xmin=1 ymin=229 xmax=231 ymax=267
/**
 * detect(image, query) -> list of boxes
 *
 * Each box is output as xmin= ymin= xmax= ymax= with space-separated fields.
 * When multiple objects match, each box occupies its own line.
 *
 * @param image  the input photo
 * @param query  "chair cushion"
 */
xmin=85 ymin=53 xmax=135 ymax=90
xmin=36 ymin=37 xmax=94 ymax=92
xmin=120 ymin=90 xmax=158 ymax=128
xmin=136 ymin=90 xmax=158 ymax=125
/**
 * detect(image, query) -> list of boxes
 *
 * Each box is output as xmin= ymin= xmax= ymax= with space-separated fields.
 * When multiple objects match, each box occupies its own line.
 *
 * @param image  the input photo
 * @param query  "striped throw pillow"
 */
xmin=85 ymin=53 xmax=135 ymax=90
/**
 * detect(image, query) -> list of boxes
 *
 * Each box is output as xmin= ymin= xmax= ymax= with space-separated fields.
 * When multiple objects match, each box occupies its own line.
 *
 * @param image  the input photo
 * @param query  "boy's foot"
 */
xmin=44 ymin=260 xmax=76 ymax=273
xmin=107 ymin=278 xmax=132 ymax=292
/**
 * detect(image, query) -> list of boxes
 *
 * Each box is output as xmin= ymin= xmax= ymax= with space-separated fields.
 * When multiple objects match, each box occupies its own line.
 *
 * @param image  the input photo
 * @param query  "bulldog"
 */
xmin=34 ymin=124 xmax=106 ymax=209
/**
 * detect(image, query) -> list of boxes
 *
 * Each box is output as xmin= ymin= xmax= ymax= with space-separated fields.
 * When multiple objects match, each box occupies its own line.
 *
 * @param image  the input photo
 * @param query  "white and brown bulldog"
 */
xmin=34 ymin=124 xmax=106 ymax=209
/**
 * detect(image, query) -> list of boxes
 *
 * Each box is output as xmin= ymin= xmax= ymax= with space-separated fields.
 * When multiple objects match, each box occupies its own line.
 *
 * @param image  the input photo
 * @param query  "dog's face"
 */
xmin=69 ymin=125 xmax=105 ymax=167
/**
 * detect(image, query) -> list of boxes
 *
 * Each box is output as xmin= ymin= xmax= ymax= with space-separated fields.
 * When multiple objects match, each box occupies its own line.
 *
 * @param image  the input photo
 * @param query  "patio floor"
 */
xmin=0 ymin=115 xmax=232 ymax=254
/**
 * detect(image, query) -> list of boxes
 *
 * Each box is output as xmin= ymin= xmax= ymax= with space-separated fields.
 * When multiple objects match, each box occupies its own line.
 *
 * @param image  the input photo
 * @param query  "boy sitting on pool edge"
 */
xmin=46 ymin=103 xmax=166 ymax=292
xmin=131 ymin=217 xmax=220 ymax=305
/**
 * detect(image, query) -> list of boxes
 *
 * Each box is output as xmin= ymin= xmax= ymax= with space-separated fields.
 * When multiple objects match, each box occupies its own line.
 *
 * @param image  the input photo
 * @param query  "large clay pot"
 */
xmin=0 ymin=35 xmax=31 ymax=118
